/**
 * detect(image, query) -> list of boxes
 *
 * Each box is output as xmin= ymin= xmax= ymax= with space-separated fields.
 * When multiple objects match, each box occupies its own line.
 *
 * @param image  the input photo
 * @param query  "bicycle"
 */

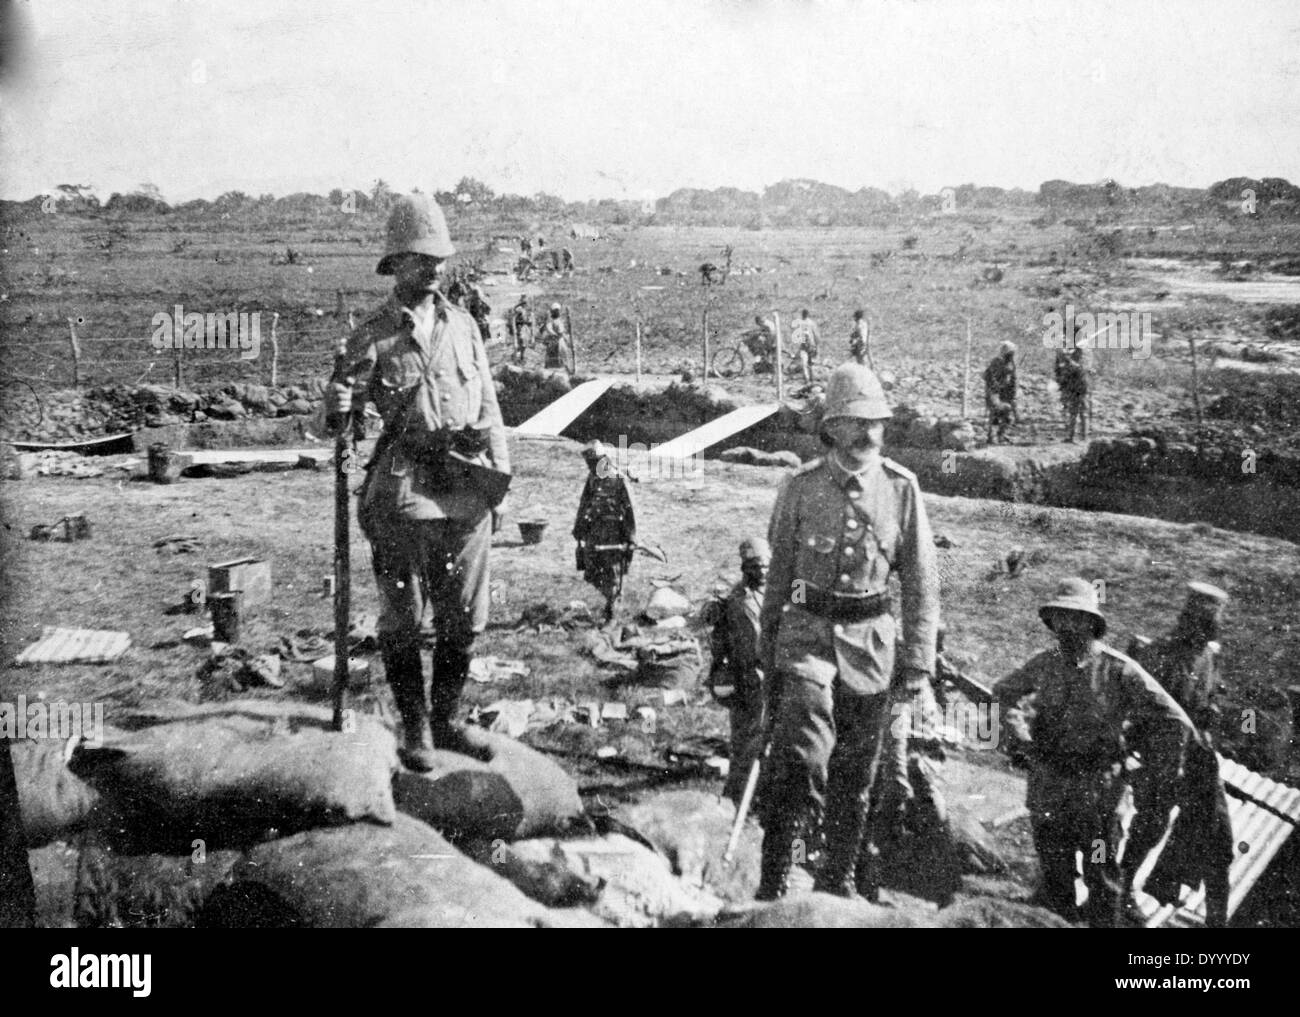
xmin=709 ymin=337 xmax=830 ymax=383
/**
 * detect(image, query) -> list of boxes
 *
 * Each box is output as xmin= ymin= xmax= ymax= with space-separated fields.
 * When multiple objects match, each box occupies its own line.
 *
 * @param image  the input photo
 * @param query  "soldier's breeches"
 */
xmin=768 ymin=668 xmax=889 ymax=824
xmin=1028 ymin=763 xmax=1124 ymax=925
xmin=367 ymin=513 xmax=493 ymax=650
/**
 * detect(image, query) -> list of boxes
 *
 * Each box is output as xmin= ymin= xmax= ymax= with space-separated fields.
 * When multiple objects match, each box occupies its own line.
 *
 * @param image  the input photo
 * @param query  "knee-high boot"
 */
xmin=382 ymin=634 xmax=435 ymax=773
xmin=430 ymin=641 xmax=472 ymax=749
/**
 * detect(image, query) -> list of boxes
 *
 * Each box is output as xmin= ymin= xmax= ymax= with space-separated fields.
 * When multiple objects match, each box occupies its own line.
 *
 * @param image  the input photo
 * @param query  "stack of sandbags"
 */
xmin=392 ymin=726 xmax=585 ymax=842
xmin=198 ymin=815 xmax=604 ymax=928
xmin=67 ymin=700 xmax=398 ymax=851
xmin=12 ymin=739 xmax=101 ymax=846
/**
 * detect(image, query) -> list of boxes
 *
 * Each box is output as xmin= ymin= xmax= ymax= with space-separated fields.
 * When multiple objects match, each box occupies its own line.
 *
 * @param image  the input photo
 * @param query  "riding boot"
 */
xmin=814 ymin=783 xmax=871 ymax=898
xmin=382 ymin=634 xmax=435 ymax=773
xmin=430 ymin=641 xmax=472 ymax=750
xmin=756 ymin=807 xmax=801 ymax=902
xmin=854 ymin=840 xmax=882 ymax=903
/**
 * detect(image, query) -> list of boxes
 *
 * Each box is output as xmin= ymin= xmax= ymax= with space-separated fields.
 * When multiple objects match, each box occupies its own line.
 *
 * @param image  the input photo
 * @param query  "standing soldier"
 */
xmin=995 ymin=578 xmax=1194 ymax=926
xmin=706 ymin=537 xmax=770 ymax=805
xmin=742 ymin=314 xmax=778 ymax=374
xmin=756 ymin=362 xmax=940 ymax=901
xmin=573 ymin=441 xmax=637 ymax=624
xmin=848 ymin=310 xmax=870 ymax=367
xmin=982 ymin=340 xmax=1019 ymax=444
xmin=325 ymin=194 xmax=510 ymax=773
xmin=1121 ymin=582 xmax=1233 ymax=925
xmin=540 ymin=303 xmax=572 ymax=372
xmin=1054 ymin=347 xmax=1090 ymax=443
xmin=509 ymin=296 xmax=533 ymax=365
xmin=790 ymin=309 xmax=822 ymax=383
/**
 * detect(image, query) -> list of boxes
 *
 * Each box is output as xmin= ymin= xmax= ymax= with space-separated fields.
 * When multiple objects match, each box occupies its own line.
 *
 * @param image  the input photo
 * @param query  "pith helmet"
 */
xmin=377 ymin=194 xmax=455 ymax=274
xmin=1038 ymin=576 xmax=1107 ymax=637
xmin=739 ymin=536 xmax=771 ymax=564
xmin=581 ymin=439 xmax=611 ymax=461
xmin=821 ymin=362 xmax=892 ymax=421
xmin=999 ymin=340 xmax=1017 ymax=355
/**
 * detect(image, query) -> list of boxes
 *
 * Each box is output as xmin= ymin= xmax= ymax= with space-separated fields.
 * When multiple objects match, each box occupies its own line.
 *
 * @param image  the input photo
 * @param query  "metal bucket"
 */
xmin=148 ymin=442 xmax=182 ymax=484
xmin=210 ymin=591 xmax=244 ymax=643
xmin=518 ymin=520 xmax=548 ymax=545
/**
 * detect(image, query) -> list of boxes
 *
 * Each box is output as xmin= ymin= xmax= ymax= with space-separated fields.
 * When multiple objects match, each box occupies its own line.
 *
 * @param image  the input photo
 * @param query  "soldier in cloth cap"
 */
xmin=326 ymin=194 xmax=510 ymax=773
xmin=706 ymin=536 xmax=771 ymax=804
xmin=995 ymin=578 xmax=1195 ymax=926
xmin=755 ymin=361 xmax=940 ymax=901
xmin=982 ymin=340 xmax=1019 ymax=444
xmin=1121 ymin=581 xmax=1233 ymax=921
xmin=573 ymin=441 xmax=637 ymax=624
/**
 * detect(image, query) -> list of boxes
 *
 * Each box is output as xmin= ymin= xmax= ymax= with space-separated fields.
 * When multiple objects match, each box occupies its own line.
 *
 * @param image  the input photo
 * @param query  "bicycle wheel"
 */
xmin=711 ymin=346 xmax=747 ymax=379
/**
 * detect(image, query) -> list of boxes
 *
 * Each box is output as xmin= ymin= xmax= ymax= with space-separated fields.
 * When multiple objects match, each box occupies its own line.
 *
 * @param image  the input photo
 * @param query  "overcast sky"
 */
xmin=2 ymin=0 xmax=1298 ymax=202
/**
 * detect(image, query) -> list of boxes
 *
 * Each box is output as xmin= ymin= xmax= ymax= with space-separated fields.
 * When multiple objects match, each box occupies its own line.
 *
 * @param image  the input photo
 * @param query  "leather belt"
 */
xmin=799 ymin=585 xmax=889 ymax=623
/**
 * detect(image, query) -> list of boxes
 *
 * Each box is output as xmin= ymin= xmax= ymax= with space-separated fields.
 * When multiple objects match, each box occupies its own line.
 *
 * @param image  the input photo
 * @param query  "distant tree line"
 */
xmin=4 ymin=175 xmax=1297 ymax=226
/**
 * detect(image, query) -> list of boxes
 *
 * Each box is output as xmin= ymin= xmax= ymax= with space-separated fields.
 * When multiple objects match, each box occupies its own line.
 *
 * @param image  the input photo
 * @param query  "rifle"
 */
xmin=589 ymin=541 xmax=668 ymax=563
xmin=723 ymin=740 xmax=769 ymax=865
xmin=331 ymin=336 xmax=354 ymax=732
xmin=936 ymin=653 xmax=995 ymax=705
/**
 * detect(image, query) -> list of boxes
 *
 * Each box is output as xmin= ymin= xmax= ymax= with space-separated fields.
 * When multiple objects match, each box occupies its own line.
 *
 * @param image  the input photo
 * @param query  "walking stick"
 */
xmin=331 ymin=337 xmax=353 ymax=732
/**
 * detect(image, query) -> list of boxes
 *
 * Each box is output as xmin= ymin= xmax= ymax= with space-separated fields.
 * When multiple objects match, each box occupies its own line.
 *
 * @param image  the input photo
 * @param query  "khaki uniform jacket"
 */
xmin=996 ymin=642 xmax=1193 ymax=776
xmin=759 ymin=452 xmax=939 ymax=695
xmin=337 ymin=295 xmax=509 ymax=523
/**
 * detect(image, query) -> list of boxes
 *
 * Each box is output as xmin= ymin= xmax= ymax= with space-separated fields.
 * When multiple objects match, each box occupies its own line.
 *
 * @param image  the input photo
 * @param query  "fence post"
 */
xmin=963 ymin=318 xmax=972 ymax=419
xmin=635 ymin=318 xmax=643 ymax=385
xmin=1188 ymin=334 xmax=1203 ymax=429
xmin=701 ymin=307 xmax=709 ymax=380
xmin=270 ymin=312 xmax=280 ymax=388
xmin=774 ymin=311 xmax=784 ymax=403
xmin=66 ymin=318 xmax=81 ymax=388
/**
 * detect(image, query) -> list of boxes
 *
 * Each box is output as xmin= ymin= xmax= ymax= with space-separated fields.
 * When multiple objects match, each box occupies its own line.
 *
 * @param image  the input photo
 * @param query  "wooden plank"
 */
xmin=14 ymin=627 xmax=130 ymax=666
xmin=513 ymin=377 xmax=616 ymax=437
xmin=9 ymin=433 xmax=134 ymax=452
xmin=647 ymin=403 xmax=781 ymax=462
xmin=183 ymin=447 xmax=332 ymax=466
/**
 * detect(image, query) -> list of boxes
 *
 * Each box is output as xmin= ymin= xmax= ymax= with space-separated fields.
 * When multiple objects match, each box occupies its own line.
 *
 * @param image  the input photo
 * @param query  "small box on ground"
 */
xmin=209 ymin=557 xmax=272 ymax=607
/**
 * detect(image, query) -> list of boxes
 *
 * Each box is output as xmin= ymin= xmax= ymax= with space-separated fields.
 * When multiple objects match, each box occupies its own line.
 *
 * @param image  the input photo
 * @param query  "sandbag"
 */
xmin=499 ymin=834 xmax=724 ymax=928
xmin=29 ymin=841 xmax=80 ymax=929
xmin=73 ymin=840 xmax=244 ymax=928
xmin=719 ymin=894 xmax=924 ymax=929
xmin=69 ymin=700 xmax=397 ymax=851
xmin=199 ymin=814 xmax=567 ymax=928
xmin=392 ymin=726 xmax=583 ymax=842
xmin=612 ymin=789 xmax=761 ymax=903
xmin=12 ymin=738 xmax=100 ymax=846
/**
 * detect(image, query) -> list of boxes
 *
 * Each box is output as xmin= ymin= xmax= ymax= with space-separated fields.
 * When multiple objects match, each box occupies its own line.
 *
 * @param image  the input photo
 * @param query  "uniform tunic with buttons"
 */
xmin=334 ymin=295 xmax=509 ymax=643
xmin=758 ymin=450 xmax=940 ymax=819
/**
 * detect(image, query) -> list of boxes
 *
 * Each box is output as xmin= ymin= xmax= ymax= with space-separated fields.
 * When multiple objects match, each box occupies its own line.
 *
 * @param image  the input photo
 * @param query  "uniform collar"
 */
xmin=827 ymin=449 xmax=882 ymax=490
